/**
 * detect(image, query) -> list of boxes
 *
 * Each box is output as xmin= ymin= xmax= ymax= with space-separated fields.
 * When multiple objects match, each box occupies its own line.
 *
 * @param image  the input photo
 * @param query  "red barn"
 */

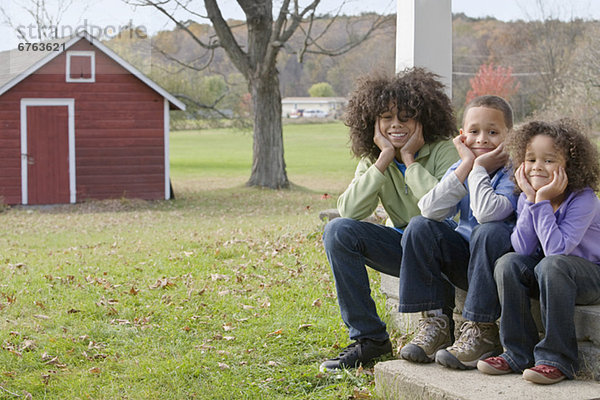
xmin=0 ymin=32 xmax=185 ymax=205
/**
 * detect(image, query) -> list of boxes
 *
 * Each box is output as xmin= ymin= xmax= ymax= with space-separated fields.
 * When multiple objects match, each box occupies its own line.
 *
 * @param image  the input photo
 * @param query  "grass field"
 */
xmin=0 ymin=123 xmax=393 ymax=399
xmin=169 ymin=123 xmax=356 ymax=192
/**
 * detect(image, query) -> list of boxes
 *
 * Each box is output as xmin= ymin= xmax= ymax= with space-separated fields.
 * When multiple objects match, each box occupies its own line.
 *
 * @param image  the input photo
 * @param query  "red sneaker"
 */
xmin=523 ymin=364 xmax=566 ymax=385
xmin=477 ymin=356 xmax=513 ymax=375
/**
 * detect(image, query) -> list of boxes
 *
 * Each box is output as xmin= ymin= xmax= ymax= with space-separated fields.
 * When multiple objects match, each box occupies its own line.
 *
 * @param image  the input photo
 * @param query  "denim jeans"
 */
xmin=494 ymin=253 xmax=600 ymax=379
xmin=397 ymin=216 xmax=513 ymax=323
xmin=322 ymin=217 xmax=405 ymax=341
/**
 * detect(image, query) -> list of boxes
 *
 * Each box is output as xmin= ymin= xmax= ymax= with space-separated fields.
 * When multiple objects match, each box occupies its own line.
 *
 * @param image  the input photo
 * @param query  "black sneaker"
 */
xmin=319 ymin=338 xmax=392 ymax=372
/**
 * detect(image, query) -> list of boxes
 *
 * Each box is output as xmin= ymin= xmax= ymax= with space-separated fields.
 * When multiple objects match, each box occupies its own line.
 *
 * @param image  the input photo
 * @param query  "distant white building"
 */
xmin=282 ymin=97 xmax=347 ymax=118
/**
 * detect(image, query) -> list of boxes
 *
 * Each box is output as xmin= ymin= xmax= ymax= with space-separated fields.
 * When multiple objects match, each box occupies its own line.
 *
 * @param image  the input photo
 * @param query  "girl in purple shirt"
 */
xmin=477 ymin=119 xmax=600 ymax=384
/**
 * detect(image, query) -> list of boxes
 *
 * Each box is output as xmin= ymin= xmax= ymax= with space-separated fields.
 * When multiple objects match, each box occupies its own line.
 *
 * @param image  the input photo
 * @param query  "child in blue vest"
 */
xmin=478 ymin=119 xmax=600 ymax=384
xmin=399 ymin=95 xmax=518 ymax=370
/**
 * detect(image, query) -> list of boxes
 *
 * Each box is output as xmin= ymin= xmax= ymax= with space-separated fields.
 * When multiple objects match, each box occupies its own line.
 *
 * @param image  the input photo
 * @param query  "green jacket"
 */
xmin=337 ymin=139 xmax=458 ymax=228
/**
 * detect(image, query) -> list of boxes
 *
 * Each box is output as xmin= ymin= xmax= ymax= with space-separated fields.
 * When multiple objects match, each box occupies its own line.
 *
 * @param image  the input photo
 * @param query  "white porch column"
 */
xmin=382 ymin=0 xmax=455 ymax=335
xmin=395 ymin=0 xmax=452 ymax=97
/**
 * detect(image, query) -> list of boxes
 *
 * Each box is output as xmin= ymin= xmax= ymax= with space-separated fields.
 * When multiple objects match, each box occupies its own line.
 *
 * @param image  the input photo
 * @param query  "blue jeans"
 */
xmin=397 ymin=216 xmax=513 ymax=323
xmin=494 ymin=253 xmax=600 ymax=379
xmin=323 ymin=218 xmax=407 ymax=341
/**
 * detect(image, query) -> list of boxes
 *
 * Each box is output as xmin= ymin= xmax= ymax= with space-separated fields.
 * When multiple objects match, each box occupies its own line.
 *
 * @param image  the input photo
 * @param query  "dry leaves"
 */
xmin=149 ymin=277 xmax=176 ymax=289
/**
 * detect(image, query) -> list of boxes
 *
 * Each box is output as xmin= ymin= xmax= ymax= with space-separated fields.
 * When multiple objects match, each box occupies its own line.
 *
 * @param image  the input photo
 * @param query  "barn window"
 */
xmin=66 ymin=51 xmax=95 ymax=82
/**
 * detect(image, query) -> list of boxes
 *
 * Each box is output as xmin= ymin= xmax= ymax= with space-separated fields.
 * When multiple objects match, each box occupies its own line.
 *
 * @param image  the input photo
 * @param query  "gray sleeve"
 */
xmin=468 ymin=166 xmax=514 ymax=223
xmin=418 ymin=172 xmax=467 ymax=221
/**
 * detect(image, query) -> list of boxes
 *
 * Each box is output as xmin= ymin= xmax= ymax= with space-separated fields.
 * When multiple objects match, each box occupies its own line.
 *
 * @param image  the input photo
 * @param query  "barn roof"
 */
xmin=0 ymin=31 xmax=185 ymax=111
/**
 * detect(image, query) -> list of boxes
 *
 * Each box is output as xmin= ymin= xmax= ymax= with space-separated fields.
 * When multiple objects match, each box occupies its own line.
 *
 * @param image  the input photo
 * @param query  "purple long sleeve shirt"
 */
xmin=511 ymin=188 xmax=600 ymax=265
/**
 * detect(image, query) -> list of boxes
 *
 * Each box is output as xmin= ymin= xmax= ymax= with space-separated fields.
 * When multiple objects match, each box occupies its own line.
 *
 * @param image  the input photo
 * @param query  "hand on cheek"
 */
xmin=474 ymin=143 xmax=509 ymax=173
xmin=453 ymin=134 xmax=475 ymax=164
xmin=515 ymin=163 xmax=536 ymax=202
xmin=536 ymin=167 xmax=568 ymax=203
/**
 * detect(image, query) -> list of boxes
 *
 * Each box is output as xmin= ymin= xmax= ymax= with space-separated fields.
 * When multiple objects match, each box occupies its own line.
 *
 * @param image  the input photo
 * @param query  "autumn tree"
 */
xmin=127 ymin=0 xmax=390 ymax=189
xmin=466 ymin=63 xmax=521 ymax=104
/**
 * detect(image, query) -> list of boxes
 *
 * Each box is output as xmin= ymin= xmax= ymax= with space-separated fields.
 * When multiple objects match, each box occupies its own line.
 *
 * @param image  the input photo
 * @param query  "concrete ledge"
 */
xmin=380 ymin=273 xmax=600 ymax=380
xmin=374 ymin=360 xmax=600 ymax=400
xmin=575 ymin=305 xmax=600 ymax=345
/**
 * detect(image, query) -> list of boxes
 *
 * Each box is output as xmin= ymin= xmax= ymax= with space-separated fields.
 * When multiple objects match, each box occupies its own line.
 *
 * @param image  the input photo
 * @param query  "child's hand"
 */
xmin=400 ymin=121 xmax=424 ymax=165
xmin=452 ymin=135 xmax=476 ymax=183
xmin=536 ymin=166 xmax=568 ymax=203
xmin=473 ymin=143 xmax=509 ymax=174
xmin=373 ymin=117 xmax=394 ymax=153
xmin=515 ymin=163 xmax=536 ymax=202
xmin=373 ymin=117 xmax=396 ymax=172
xmin=452 ymin=135 xmax=476 ymax=165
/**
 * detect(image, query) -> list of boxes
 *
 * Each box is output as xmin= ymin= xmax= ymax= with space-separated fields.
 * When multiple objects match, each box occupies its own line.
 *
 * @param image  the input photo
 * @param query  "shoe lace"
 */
xmin=335 ymin=341 xmax=361 ymax=359
xmin=532 ymin=364 xmax=560 ymax=375
xmin=411 ymin=316 xmax=447 ymax=346
xmin=450 ymin=321 xmax=492 ymax=352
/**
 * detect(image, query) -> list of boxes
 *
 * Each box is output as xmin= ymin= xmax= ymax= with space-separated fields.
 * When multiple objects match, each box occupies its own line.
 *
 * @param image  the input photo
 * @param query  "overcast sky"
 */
xmin=1 ymin=0 xmax=598 ymax=51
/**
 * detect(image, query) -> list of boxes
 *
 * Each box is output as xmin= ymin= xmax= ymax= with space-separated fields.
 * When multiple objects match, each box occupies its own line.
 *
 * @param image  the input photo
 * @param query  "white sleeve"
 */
xmin=468 ymin=166 xmax=514 ymax=223
xmin=418 ymin=172 xmax=467 ymax=221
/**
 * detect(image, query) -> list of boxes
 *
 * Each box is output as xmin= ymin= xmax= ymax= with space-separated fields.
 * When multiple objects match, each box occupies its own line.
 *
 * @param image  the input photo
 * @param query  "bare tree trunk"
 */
xmin=247 ymin=70 xmax=289 ymax=189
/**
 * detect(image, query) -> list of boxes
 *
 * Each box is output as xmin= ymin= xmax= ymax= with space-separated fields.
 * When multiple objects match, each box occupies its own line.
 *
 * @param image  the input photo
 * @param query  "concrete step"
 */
xmin=381 ymin=274 xmax=600 ymax=348
xmin=374 ymin=360 xmax=600 ymax=400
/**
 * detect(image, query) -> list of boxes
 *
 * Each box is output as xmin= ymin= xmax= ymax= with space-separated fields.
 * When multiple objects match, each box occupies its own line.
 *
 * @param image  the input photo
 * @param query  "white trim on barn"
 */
xmin=164 ymin=98 xmax=171 ymax=200
xmin=20 ymin=98 xmax=76 ymax=204
xmin=65 ymin=50 xmax=96 ymax=83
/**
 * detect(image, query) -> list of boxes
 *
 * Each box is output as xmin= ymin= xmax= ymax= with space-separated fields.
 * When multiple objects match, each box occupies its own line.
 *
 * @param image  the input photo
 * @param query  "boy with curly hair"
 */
xmin=320 ymin=67 xmax=458 ymax=372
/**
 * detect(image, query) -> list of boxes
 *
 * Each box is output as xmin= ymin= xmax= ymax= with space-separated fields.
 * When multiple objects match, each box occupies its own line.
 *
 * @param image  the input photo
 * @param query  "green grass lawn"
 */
xmin=0 ymin=123 xmax=393 ymax=399
xmin=169 ymin=122 xmax=356 ymax=192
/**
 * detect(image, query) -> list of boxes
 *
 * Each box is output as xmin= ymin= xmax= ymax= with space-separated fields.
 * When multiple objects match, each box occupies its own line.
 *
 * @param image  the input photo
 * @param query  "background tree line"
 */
xmin=106 ymin=12 xmax=600 ymax=132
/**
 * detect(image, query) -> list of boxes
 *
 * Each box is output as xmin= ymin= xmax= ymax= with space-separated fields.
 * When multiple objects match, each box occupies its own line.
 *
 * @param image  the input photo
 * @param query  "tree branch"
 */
xmin=175 ymin=92 xmax=230 ymax=119
xmin=204 ymin=0 xmax=251 ymax=78
xmin=125 ymin=0 xmax=220 ymax=50
xmin=152 ymin=44 xmax=215 ymax=72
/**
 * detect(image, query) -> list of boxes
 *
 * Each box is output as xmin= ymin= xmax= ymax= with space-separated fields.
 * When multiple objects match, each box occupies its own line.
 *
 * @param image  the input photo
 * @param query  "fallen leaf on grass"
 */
xmin=33 ymin=314 xmax=50 ymax=320
xmin=218 ymin=362 xmax=229 ymax=370
xmin=129 ymin=286 xmax=140 ymax=295
xmin=260 ymin=299 xmax=271 ymax=308
xmin=149 ymin=278 xmax=176 ymax=289
xmin=89 ymin=367 xmax=102 ymax=374
xmin=350 ymin=388 xmax=371 ymax=399
xmin=42 ymin=355 xmax=67 ymax=368
xmin=298 ymin=324 xmax=313 ymax=330
xmin=312 ymin=298 xmax=322 ymax=307
xmin=267 ymin=361 xmax=280 ymax=367
xmin=266 ymin=329 xmax=283 ymax=337
xmin=41 ymin=370 xmax=57 ymax=385
xmin=20 ymin=340 xmax=37 ymax=352
xmin=211 ymin=274 xmax=230 ymax=281
xmin=222 ymin=323 xmax=234 ymax=332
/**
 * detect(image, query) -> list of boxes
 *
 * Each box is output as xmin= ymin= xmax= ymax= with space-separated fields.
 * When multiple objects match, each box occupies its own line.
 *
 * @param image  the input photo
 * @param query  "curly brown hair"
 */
xmin=344 ymin=67 xmax=457 ymax=161
xmin=507 ymin=118 xmax=600 ymax=192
